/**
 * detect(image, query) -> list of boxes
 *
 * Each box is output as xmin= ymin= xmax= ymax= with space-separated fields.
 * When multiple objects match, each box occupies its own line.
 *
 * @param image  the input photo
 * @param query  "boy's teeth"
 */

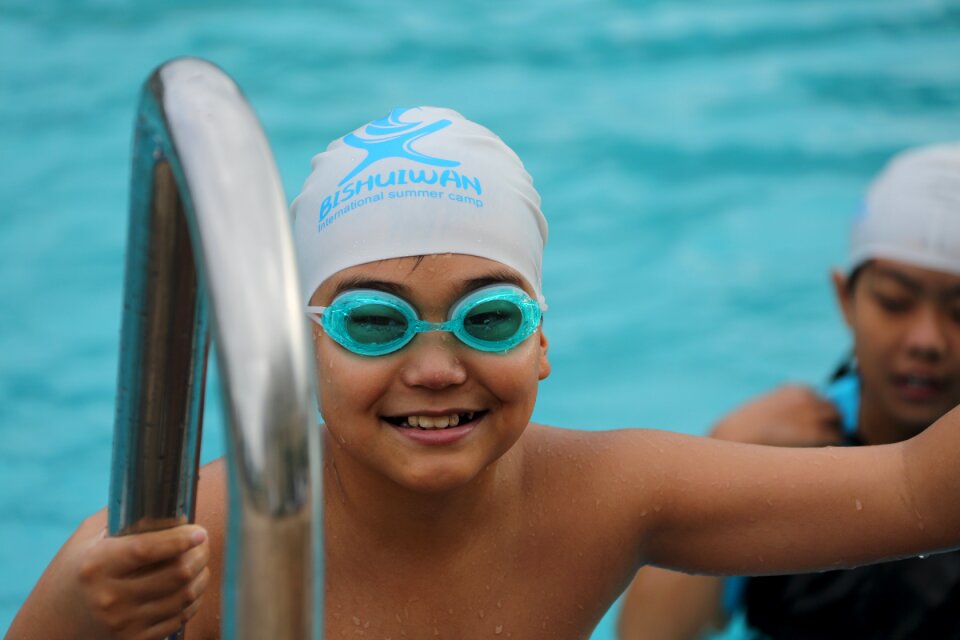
xmin=402 ymin=412 xmax=474 ymax=429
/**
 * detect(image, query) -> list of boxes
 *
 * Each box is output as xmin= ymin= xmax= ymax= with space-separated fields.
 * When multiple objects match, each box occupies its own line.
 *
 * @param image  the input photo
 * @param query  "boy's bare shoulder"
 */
xmin=519 ymin=424 xmax=669 ymax=515
xmin=521 ymin=423 xmax=672 ymax=473
xmin=511 ymin=425 xmax=677 ymax=587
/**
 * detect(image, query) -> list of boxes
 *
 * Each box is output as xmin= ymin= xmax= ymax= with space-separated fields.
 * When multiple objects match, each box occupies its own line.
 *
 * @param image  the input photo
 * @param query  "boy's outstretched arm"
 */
xmin=617 ymin=385 xmax=842 ymax=639
xmin=624 ymin=403 xmax=960 ymax=577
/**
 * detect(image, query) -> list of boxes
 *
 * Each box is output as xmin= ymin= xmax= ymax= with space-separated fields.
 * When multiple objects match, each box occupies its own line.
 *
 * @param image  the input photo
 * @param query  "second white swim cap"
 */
xmin=292 ymin=107 xmax=548 ymax=304
xmin=850 ymin=143 xmax=960 ymax=275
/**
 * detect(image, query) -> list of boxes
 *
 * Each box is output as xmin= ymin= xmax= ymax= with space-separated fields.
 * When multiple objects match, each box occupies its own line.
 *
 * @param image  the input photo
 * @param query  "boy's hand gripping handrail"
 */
xmin=108 ymin=57 xmax=322 ymax=639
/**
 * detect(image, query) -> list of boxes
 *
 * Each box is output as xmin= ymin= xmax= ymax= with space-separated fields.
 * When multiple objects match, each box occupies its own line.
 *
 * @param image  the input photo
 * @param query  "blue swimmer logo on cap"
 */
xmin=338 ymin=107 xmax=460 ymax=185
xmin=292 ymin=106 xmax=548 ymax=306
xmin=314 ymin=108 xmax=484 ymax=227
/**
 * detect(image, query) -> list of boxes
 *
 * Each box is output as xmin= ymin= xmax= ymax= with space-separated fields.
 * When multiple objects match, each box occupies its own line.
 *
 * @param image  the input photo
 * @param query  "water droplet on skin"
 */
xmin=496 ymin=600 xmax=502 ymax=609
xmin=495 ymin=625 xmax=503 ymax=635
xmin=478 ymin=610 xmax=485 ymax=619
xmin=353 ymin=616 xmax=361 ymax=626
xmin=855 ymin=499 xmax=863 ymax=511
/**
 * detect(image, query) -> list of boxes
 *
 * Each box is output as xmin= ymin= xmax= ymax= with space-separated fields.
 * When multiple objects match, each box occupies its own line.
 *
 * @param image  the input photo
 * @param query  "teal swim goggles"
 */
xmin=306 ymin=284 xmax=544 ymax=356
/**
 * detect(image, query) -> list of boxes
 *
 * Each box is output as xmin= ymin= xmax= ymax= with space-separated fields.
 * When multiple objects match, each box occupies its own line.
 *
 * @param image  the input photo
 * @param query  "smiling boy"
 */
xmin=9 ymin=108 xmax=960 ymax=640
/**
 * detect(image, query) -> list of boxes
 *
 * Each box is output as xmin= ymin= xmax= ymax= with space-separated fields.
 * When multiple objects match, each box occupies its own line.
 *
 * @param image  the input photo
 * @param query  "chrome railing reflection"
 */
xmin=108 ymin=57 xmax=322 ymax=640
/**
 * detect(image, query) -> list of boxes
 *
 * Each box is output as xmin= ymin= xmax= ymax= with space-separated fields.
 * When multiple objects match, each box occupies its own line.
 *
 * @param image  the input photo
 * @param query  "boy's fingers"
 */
xmin=137 ymin=594 xmax=204 ymax=640
xmin=134 ymin=569 xmax=209 ymax=630
xmin=98 ymin=526 xmax=208 ymax=576
xmin=127 ymin=543 xmax=211 ymax=602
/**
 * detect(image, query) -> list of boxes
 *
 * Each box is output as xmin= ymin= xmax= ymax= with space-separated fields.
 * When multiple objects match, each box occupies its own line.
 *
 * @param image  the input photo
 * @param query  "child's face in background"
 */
xmin=309 ymin=253 xmax=551 ymax=493
xmin=835 ymin=258 xmax=960 ymax=442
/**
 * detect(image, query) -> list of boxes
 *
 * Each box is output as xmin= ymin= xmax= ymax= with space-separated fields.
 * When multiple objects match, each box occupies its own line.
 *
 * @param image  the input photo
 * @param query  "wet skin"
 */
xmin=306 ymin=256 xmax=636 ymax=638
xmin=185 ymin=256 xmax=664 ymax=639
xmin=310 ymin=254 xmax=550 ymax=496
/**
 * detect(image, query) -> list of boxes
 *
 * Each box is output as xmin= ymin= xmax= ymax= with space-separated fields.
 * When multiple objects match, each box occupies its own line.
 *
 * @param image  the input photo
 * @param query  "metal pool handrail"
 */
xmin=107 ymin=57 xmax=322 ymax=639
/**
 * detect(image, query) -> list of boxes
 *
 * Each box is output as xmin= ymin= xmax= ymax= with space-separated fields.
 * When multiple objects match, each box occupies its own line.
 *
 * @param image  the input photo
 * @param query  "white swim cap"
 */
xmin=850 ymin=143 xmax=960 ymax=275
xmin=292 ymin=107 xmax=548 ymax=304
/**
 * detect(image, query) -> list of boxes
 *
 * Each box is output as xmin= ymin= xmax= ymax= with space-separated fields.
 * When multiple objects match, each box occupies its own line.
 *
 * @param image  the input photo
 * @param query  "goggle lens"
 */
xmin=462 ymin=299 xmax=522 ymax=343
xmin=345 ymin=303 xmax=408 ymax=345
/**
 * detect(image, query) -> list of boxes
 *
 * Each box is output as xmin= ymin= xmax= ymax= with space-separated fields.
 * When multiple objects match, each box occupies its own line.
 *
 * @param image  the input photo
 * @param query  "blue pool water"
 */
xmin=2 ymin=0 xmax=960 ymax=637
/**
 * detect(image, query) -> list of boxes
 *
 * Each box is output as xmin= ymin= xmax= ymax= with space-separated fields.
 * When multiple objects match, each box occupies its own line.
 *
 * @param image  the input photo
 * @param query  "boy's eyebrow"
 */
xmin=333 ymin=277 xmax=409 ymax=297
xmin=461 ymin=270 xmax=526 ymax=292
xmin=332 ymin=270 xmax=527 ymax=299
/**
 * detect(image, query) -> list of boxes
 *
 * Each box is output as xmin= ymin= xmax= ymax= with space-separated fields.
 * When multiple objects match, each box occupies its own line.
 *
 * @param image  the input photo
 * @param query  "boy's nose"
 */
xmin=399 ymin=333 xmax=468 ymax=389
xmin=905 ymin=306 xmax=949 ymax=361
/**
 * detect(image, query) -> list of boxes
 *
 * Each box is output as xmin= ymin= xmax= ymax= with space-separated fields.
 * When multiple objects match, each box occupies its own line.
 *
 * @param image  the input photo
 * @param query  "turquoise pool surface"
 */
xmin=2 ymin=1 xmax=960 ymax=637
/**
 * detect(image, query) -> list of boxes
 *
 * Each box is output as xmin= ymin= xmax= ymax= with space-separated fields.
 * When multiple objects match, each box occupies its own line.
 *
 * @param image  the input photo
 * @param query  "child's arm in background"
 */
xmin=619 ymin=403 xmax=960 ymax=578
xmin=617 ymin=565 xmax=727 ymax=640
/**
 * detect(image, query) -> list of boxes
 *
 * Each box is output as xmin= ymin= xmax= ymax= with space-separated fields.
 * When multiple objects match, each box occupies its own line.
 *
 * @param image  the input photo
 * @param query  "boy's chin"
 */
xmin=394 ymin=461 xmax=493 ymax=494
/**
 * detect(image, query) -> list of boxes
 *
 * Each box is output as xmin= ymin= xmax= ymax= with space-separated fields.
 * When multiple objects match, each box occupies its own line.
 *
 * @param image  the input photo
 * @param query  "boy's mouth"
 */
xmin=384 ymin=411 xmax=486 ymax=430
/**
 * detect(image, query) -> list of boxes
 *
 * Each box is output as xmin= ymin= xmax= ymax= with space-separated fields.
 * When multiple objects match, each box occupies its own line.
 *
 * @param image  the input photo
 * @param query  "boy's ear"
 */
xmin=832 ymin=269 xmax=855 ymax=329
xmin=538 ymin=329 xmax=551 ymax=380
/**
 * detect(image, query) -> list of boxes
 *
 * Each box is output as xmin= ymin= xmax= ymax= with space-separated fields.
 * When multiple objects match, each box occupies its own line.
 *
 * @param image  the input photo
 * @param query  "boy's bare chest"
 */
xmin=323 ymin=526 xmax=631 ymax=640
xmin=325 ymin=573 xmax=596 ymax=640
